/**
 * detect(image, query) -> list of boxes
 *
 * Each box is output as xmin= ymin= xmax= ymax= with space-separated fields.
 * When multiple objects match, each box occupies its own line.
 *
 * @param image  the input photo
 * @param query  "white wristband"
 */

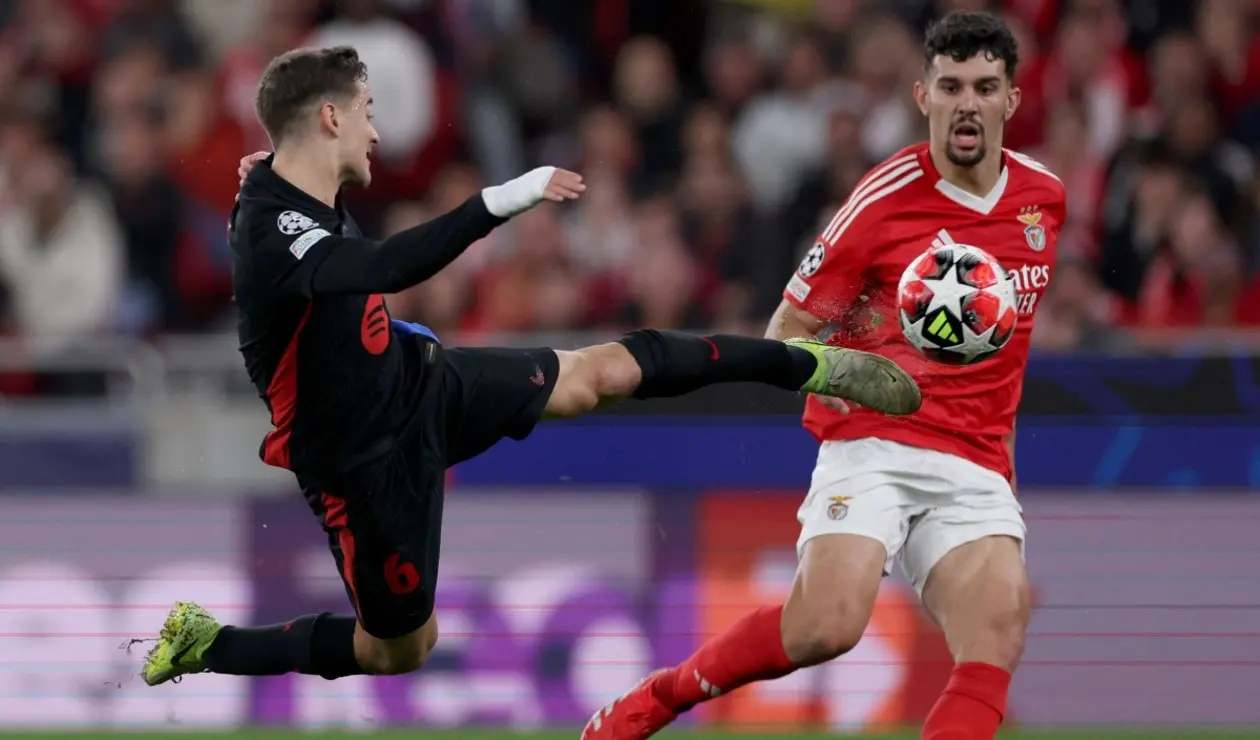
xmin=481 ymin=166 xmax=556 ymax=218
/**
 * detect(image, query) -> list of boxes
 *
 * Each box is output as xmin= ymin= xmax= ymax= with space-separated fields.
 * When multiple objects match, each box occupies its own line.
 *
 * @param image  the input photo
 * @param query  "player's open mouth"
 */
xmin=952 ymin=123 xmax=981 ymax=149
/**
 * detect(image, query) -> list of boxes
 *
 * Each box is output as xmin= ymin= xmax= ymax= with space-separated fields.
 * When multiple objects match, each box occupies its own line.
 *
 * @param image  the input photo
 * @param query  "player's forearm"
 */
xmin=374 ymin=195 xmax=507 ymax=290
xmin=312 ymin=195 xmax=505 ymax=294
xmin=766 ymin=300 xmax=828 ymax=341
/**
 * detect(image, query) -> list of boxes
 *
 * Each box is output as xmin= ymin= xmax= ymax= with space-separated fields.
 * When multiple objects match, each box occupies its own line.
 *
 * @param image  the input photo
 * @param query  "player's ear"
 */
xmin=319 ymin=102 xmax=340 ymax=137
xmin=913 ymin=79 xmax=929 ymax=116
xmin=1004 ymin=86 xmax=1021 ymax=122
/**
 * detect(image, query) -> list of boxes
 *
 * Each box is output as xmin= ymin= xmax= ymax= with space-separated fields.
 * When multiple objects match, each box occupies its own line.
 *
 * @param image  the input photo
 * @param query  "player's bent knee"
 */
xmin=570 ymin=343 xmax=641 ymax=399
xmin=780 ymin=535 xmax=886 ymax=666
xmin=546 ymin=351 xmax=601 ymax=417
xmin=548 ymin=345 xmax=641 ymax=417
xmin=354 ymin=616 xmax=439 ymax=675
xmin=992 ymin=614 xmax=1028 ymax=671
xmin=948 ymin=598 xmax=1028 ymax=672
xmin=780 ymin=606 xmax=868 ymax=666
xmin=588 ymin=343 xmax=642 ymax=397
xmin=973 ymin=585 xmax=1030 ymax=671
xmin=364 ymin=646 xmax=425 ymax=675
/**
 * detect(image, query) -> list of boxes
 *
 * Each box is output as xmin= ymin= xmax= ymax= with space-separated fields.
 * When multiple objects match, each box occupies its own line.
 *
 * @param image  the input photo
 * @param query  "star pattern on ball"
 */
xmin=954 ymin=311 xmax=1000 ymax=363
xmin=920 ymin=269 xmax=1002 ymax=363
xmin=922 ymin=268 xmax=976 ymax=317
xmin=897 ymin=244 xmax=1019 ymax=365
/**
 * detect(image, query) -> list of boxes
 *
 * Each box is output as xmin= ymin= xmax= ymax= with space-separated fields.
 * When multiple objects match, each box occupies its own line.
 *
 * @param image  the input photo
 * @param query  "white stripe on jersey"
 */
xmin=825 ymin=169 xmax=925 ymax=246
xmin=820 ymin=153 xmax=921 ymax=243
xmin=1006 ymin=150 xmax=1063 ymax=184
xmin=931 ymin=228 xmax=955 ymax=248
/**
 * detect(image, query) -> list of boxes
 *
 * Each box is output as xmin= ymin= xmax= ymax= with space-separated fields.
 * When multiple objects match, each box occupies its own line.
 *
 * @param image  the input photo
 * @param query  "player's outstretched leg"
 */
xmin=545 ymin=330 xmax=920 ymax=419
xmin=582 ymin=534 xmax=888 ymax=740
xmin=141 ymin=602 xmax=366 ymax=685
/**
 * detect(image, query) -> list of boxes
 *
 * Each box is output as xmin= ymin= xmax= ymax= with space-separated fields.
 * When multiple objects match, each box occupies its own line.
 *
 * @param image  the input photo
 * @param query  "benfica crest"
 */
xmin=826 ymin=496 xmax=851 ymax=520
xmin=1017 ymin=206 xmax=1046 ymax=252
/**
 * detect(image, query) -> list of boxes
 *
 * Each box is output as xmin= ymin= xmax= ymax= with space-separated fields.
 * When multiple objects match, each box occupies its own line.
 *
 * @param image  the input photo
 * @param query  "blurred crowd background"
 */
xmin=0 ymin=4 xmax=1247 ymax=732
xmin=0 ymin=0 xmax=1259 ymax=379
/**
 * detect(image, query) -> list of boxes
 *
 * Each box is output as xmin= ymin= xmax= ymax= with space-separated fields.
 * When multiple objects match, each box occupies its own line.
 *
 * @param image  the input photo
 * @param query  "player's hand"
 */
xmin=237 ymin=151 xmax=270 ymax=185
xmin=543 ymin=168 xmax=586 ymax=203
xmin=481 ymin=166 xmax=586 ymax=218
xmin=812 ymin=394 xmax=858 ymax=414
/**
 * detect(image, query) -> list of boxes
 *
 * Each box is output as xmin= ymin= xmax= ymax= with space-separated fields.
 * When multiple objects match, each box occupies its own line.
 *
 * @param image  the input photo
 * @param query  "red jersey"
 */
xmin=784 ymin=142 xmax=1065 ymax=479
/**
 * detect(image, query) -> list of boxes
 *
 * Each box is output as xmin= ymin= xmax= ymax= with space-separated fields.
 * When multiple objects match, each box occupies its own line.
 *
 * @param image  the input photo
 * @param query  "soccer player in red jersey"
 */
xmin=584 ymin=11 xmax=1064 ymax=740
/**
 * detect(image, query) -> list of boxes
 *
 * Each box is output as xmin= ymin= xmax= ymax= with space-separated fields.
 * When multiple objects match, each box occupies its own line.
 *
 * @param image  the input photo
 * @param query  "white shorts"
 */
xmin=796 ymin=437 xmax=1025 ymax=594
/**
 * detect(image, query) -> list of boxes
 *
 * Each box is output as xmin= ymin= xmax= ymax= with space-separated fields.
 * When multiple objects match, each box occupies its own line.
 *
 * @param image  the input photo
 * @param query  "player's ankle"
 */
xmin=785 ymin=343 xmax=827 ymax=390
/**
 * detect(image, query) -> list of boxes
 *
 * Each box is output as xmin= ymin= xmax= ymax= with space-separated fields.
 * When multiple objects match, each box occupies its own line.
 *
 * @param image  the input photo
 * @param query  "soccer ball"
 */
xmin=896 ymin=243 xmax=1018 ymax=365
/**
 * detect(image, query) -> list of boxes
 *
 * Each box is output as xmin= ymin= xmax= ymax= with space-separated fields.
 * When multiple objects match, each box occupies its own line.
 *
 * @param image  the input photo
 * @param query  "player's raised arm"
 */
xmin=230 ymin=44 xmax=584 ymax=299
xmin=297 ymin=167 xmax=584 ymax=296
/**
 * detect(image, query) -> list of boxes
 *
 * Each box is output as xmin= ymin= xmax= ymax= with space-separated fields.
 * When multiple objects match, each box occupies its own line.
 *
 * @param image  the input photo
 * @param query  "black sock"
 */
xmin=618 ymin=330 xmax=818 ymax=399
xmin=202 ymin=613 xmax=363 ymax=679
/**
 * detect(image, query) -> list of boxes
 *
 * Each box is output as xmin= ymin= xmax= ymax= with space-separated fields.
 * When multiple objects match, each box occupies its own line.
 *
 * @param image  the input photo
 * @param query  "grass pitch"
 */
xmin=0 ymin=729 xmax=1248 ymax=739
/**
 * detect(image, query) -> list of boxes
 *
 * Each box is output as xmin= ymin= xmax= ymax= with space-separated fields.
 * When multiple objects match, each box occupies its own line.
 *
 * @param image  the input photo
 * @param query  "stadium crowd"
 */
xmin=0 ymin=0 xmax=1258 ymax=363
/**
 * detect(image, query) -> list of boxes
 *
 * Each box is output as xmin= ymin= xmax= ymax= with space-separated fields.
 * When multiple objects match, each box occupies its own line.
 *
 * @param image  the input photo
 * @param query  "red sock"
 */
xmin=922 ymin=662 xmax=1011 ymax=740
xmin=654 ymin=605 xmax=797 ymax=712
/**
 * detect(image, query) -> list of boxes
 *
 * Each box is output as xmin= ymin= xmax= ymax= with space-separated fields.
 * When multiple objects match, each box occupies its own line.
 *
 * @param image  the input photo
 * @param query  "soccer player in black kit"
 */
xmin=139 ymin=46 xmax=922 ymax=686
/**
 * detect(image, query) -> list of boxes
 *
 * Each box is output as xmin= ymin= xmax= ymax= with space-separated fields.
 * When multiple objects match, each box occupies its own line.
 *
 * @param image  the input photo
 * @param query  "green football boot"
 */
xmin=140 ymin=601 xmax=222 ymax=686
xmin=786 ymin=337 xmax=922 ymax=415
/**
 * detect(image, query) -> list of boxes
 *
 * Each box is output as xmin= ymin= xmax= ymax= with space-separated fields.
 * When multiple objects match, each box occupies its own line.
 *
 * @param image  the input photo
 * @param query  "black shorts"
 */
xmin=305 ymin=346 xmax=560 ymax=639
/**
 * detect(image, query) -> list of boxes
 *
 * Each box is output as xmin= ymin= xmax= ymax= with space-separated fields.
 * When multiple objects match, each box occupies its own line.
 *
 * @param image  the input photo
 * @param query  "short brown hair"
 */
xmin=254 ymin=46 xmax=368 ymax=145
xmin=924 ymin=11 xmax=1019 ymax=81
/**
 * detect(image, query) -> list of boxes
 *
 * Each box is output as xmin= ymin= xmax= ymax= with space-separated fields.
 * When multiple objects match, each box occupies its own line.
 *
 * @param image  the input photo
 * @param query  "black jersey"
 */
xmin=230 ymin=158 xmax=503 ymax=477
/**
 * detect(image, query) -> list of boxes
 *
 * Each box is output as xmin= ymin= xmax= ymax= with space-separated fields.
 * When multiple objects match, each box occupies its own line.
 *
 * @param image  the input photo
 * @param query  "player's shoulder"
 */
xmin=851 ymin=143 xmax=934 ymax=210
xmin=861 ymin=142 xmax=932 ymax=191
xmin=879 ymin=141 xmax=932 ymax=166
xmin=234 ymin=186 xmax=337 ymax=260
xmin=821 ymin=143 xmax=931 ymax=246
xmin=1003 ymin=149 xmax=1066 ymax=206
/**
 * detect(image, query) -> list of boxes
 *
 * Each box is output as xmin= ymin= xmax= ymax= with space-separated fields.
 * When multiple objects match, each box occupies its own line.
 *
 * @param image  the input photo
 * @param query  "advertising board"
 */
xmin=0 ymin=491 xmax=1256 ymax=730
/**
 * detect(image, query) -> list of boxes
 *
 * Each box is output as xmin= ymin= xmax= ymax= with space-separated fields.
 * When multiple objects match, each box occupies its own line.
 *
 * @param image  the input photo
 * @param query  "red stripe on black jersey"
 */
xmin=262 ymin=306 xmax=314 ymax=469
xmin=320 ymin=491 xmax=362 ymax=618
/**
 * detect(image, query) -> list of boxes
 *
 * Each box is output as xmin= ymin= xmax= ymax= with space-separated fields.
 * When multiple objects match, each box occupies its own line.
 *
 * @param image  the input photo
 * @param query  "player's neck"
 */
xmin=929 ymin=146 xmax=1003 ymax=198
xmin=272 ymin=148 xmax=340 ymax=208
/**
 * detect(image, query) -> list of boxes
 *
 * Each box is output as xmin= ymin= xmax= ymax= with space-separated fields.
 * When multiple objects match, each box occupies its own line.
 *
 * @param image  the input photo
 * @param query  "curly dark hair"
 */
xmin=923 ymin=11 xmax=1019 ymax=81
xmin=254 ymin=46 xmax=369 ymax=145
